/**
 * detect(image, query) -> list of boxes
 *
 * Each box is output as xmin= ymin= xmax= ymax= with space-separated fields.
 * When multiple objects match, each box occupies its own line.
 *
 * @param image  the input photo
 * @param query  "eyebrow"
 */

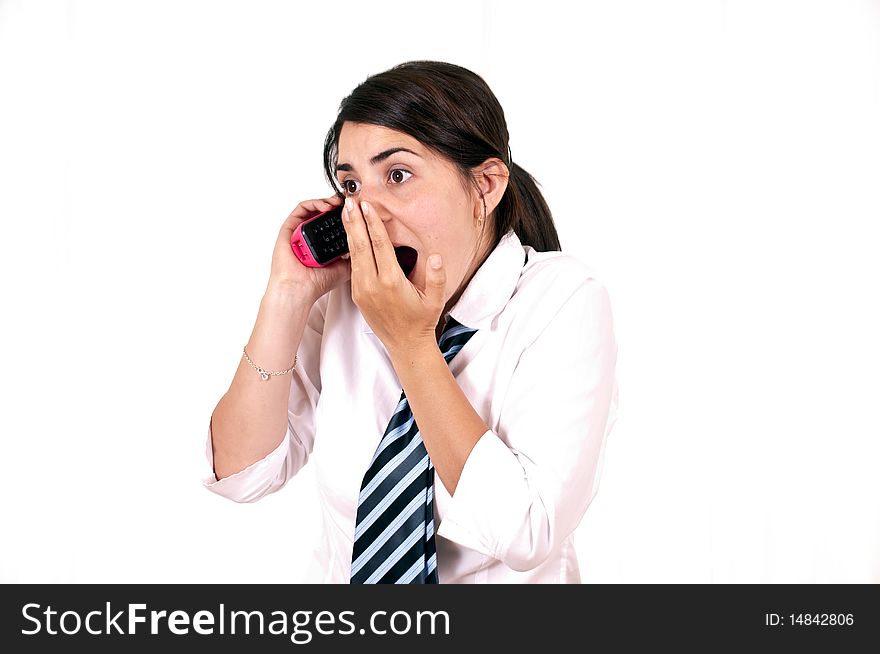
xmin=335 ymin=147 xmax=422 ymax=173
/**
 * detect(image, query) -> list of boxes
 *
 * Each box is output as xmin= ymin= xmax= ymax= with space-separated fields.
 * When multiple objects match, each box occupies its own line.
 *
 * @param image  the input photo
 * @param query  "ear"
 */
xmin=471 ymin=157 xmax=510 ymax=219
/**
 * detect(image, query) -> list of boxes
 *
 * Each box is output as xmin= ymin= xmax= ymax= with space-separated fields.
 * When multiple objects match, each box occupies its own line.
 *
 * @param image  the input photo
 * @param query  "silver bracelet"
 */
xmin=242 ymin=347 xmax=297 ymax=381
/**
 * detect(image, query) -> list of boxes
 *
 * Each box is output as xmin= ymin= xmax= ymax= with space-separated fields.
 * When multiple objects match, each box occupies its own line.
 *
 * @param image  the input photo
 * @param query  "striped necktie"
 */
xmin=350 ymin=317 xmax=478 ymax=584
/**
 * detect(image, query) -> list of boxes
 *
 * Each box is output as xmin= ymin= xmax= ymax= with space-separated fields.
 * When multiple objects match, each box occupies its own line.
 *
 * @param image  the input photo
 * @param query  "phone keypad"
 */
xmin=308 ymin=212 xmax=348 ymax=261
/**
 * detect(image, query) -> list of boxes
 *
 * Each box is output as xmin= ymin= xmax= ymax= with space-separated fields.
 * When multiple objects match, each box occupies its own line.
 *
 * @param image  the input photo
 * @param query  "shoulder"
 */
xmin=503 ymin=248 xmax=613 ymax=344
xmin=518 ymin=247 xmax=609 ymax=305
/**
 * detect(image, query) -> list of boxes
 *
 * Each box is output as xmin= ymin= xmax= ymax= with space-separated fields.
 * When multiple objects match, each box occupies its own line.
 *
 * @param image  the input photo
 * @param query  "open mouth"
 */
xmin=394 ymin=245 xmax=418 ymax=278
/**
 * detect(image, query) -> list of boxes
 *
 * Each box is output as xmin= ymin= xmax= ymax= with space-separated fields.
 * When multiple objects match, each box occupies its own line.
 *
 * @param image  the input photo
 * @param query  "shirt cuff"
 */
xmin=202 ymin=419 xmax=294 ymax=503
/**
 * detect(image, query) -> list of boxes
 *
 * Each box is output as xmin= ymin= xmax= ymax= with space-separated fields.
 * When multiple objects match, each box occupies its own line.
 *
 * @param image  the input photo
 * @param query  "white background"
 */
xmin=1 ymin=0 xmax=878 ymax=583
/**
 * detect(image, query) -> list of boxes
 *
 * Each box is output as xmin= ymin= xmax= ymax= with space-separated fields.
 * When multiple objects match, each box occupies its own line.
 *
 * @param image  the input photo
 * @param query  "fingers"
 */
xmin=358 ymin=201 xmax=399 ymax=284
xmin=282 ymin=195 xmax=345 ymax=231
xmin=304 ymin=195 xmax=343 ymax=212
xmin=341 ymin=197 xmax=377 ymax=276
xmin=424 ymin=254 xmax=446 ymax=314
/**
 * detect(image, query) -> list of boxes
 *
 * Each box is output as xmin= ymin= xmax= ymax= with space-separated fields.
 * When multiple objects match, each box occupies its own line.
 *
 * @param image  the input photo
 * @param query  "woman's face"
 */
xmin=335 ymin=121 xmax=489 ymax=313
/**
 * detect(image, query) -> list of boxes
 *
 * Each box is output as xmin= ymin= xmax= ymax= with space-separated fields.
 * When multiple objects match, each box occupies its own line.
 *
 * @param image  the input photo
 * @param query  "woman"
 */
xmin=204 ymin=60 xmax=619 ymax=583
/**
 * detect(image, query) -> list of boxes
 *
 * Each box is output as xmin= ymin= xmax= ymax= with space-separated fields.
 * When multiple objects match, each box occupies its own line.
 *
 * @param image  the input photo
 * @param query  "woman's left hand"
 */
xmin=341 ymin=197 xmax=446 ymax=358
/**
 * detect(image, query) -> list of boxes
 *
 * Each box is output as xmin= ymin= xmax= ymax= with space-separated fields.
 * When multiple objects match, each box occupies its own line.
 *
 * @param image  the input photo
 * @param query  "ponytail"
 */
xmin=493 ymin=161 xmax=561 ymax=252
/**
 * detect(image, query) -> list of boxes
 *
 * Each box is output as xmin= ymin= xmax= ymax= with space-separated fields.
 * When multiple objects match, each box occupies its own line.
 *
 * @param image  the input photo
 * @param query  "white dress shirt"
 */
xmin=203 ymin=229 xmax=619 ymax=583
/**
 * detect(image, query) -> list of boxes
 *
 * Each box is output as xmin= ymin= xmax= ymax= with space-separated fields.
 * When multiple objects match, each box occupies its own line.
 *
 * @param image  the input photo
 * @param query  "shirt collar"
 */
xmin=444 ymin=229 xmax=526 ymax=331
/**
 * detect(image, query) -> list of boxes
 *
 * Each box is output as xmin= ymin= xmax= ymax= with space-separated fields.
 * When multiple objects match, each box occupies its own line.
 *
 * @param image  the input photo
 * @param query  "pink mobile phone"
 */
xmin=290 ymin=205 xmax=348 ymax=267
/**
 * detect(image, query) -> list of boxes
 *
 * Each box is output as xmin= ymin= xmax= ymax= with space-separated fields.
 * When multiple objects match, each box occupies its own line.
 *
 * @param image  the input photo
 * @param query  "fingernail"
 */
xmin=430 ymin=254 xmax=442 ymax=269
xmin=360 ymin=201 xmax=369 ymax=217
xmin=345 ymin=198 xmax=352 ymax=212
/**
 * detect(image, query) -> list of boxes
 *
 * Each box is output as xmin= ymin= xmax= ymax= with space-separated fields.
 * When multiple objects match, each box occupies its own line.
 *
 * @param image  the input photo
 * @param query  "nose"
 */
xmin=354 ymin=180 xmax=392 ymax=222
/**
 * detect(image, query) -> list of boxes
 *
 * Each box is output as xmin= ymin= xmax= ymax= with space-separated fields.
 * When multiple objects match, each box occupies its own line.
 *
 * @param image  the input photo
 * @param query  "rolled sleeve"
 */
xmin=202 ymin=418 xmax=302 ymax=503
xmin=202 ymin=295 xmax=328 ymax=503
xmin=437 ymin=277 xmax=619 ymax=571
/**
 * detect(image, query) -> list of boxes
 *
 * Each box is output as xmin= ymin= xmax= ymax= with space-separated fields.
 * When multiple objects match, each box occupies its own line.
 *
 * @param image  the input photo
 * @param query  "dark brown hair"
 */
xmin=322 ymin=60 xmax=561 ymax=254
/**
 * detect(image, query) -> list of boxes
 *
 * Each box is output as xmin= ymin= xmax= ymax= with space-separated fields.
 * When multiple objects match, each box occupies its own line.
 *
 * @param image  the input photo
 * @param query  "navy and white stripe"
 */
xmin=350 ymin=317 xmax=478 ymax=584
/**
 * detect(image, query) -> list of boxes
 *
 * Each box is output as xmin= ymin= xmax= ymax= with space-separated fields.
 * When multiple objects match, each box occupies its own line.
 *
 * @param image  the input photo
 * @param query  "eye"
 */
xmin=341 ymin=179 xmax=359 ymax=196
xmin=389 ymin=168 xmax=412 ymax=184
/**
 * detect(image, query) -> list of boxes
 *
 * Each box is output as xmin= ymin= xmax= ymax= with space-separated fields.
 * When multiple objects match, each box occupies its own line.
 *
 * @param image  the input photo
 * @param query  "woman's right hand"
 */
xmin=266 ymin=195 xmax=352 ymax=303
